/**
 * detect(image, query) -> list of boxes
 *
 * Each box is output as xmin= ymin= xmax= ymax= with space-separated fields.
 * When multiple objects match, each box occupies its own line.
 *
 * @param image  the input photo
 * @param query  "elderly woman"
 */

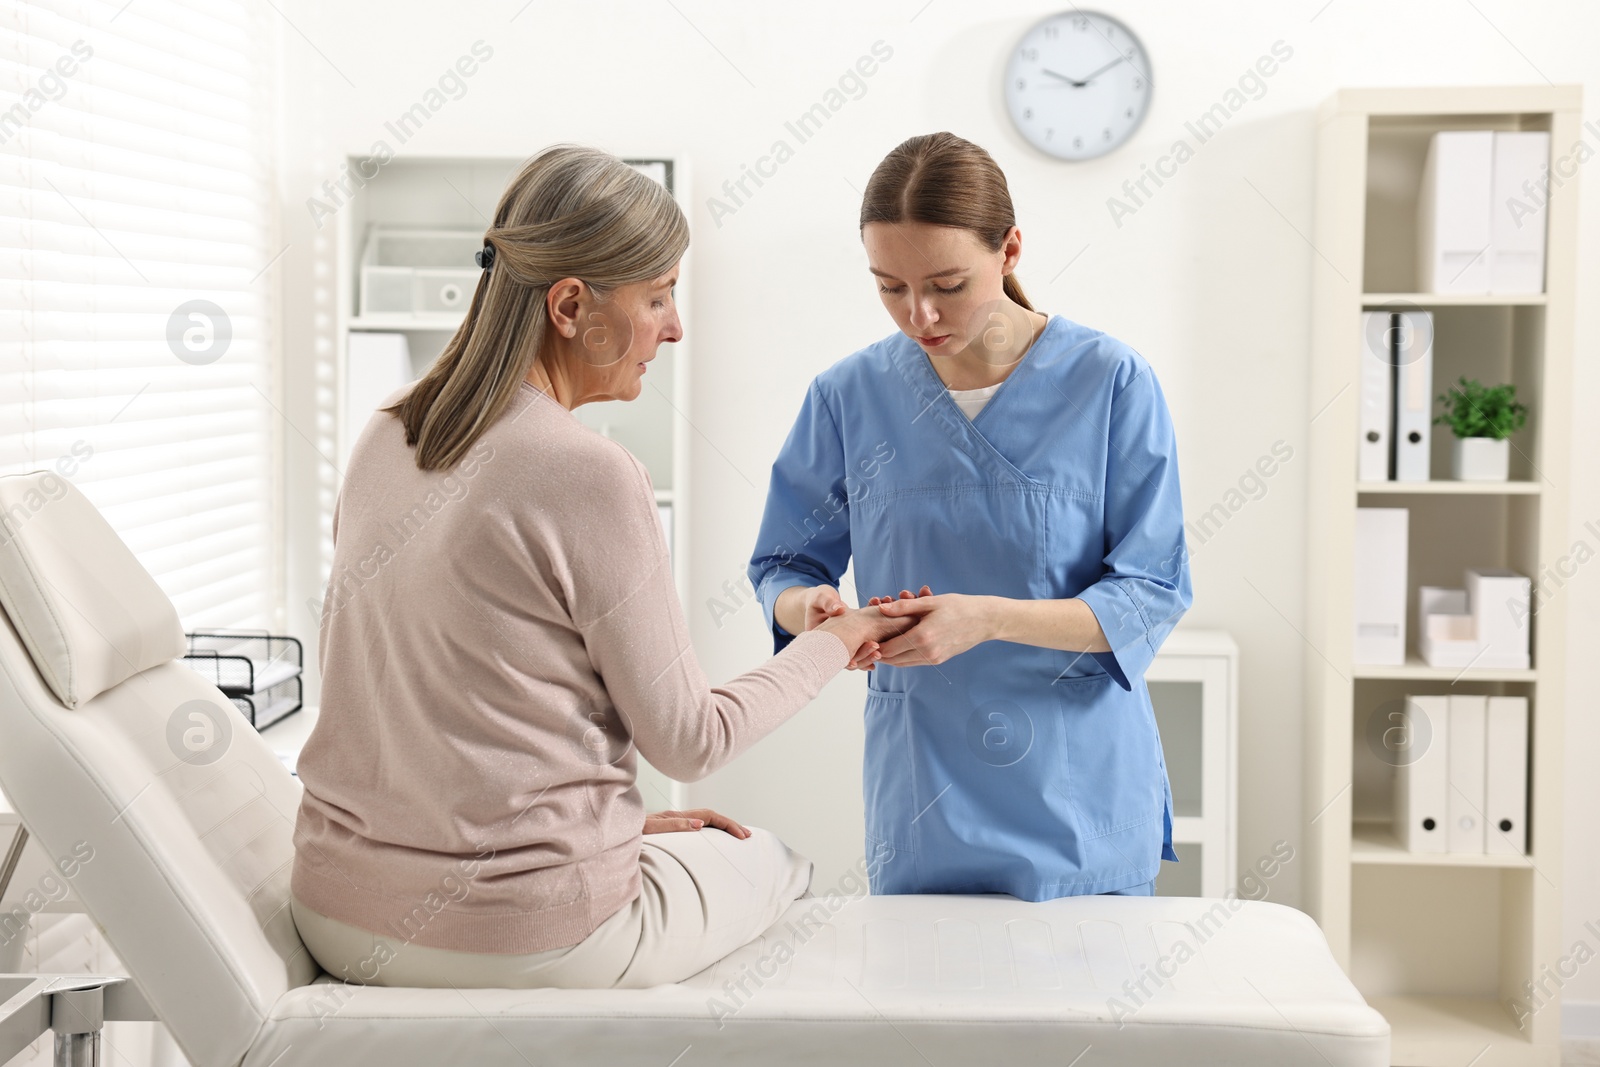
xmin=289 ymin=145 xmax=907 ymax=990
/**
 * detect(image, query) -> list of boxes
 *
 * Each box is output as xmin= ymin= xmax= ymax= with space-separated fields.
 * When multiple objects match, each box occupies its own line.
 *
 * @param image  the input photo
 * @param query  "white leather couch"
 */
xmin=0 ymin=471 xmax=1389 ymax=1066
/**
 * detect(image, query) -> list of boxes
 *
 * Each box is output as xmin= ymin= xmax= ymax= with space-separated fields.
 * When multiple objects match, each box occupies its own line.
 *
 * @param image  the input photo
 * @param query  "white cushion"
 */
xmin=243 ymin=894 xmax=1390 ymax=1067
xmin=0 ymin=471 xmax=185 ymax=708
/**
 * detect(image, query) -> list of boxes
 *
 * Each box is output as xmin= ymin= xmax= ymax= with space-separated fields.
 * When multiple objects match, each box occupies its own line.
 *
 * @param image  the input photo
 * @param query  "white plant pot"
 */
xmin=1451 ymin=437 xmax=1510 ymax=481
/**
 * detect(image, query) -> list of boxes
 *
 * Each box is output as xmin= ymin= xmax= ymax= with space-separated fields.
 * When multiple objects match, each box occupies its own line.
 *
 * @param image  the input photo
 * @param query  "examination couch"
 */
xmin=0 ymin=470 xmax=1389 ymax=1066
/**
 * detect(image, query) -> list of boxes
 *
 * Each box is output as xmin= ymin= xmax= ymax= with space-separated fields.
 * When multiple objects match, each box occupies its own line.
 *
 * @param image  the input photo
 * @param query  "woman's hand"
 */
xmin=870 ymin=592 xmax=1000 ymax=667
xmin=644 ymin=808 xmax=751 ymax=838
xmin=816 ymin=604 xmax=919 ymax=670
xmin=867 ymin=586 xmax=933 ymax=609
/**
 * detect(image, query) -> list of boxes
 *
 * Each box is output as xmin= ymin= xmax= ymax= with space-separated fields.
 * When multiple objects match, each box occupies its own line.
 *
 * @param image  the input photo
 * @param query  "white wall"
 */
xmin=273 ymin=0 xmax=1600 ymax=1010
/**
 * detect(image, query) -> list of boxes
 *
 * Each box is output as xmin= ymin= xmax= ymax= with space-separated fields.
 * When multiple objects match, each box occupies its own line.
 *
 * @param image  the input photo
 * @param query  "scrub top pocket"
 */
xmin=1054 ymin=673 xmax=1164 ymax=839
xmin=861 ymin=687 xmax=914 ymax=851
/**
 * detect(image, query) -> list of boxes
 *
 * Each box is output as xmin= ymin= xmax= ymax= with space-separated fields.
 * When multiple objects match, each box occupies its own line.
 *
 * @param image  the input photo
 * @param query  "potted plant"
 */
xmin=1434 ymin=376 xmax=1529 ymax=481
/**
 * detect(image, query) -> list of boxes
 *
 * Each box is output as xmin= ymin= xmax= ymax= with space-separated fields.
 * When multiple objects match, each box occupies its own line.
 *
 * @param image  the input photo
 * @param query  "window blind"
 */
xmin=0 ymin=0 xmax=279 ymax=629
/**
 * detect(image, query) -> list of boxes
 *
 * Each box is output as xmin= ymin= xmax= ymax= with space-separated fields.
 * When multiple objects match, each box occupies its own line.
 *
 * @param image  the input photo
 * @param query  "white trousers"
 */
xmin=290 ymin=826 xmax=813 ymax=989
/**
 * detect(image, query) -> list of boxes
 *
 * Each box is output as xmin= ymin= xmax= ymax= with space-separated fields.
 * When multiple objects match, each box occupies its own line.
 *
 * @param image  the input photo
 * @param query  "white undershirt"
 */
xmin=947 ymin=381 xmax=1004 ymax=421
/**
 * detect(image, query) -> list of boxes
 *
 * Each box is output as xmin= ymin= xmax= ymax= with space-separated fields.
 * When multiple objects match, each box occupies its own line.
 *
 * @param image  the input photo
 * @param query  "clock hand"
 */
xmin=1040 ymin=67 xmax=1086 ymax=88
xmin=1075 ymin=55 xmax=1127 ymax=85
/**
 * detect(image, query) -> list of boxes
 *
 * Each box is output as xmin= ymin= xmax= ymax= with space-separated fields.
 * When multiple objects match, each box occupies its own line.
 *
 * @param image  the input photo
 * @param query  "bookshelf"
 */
xmin=1304 ymin=86 xmax=1579 ymax=1066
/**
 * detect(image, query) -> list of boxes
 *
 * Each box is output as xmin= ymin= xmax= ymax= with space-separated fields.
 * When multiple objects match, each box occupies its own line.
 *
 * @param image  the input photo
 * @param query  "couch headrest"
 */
xmin=0 ymin=471 xmax=186 ymax=708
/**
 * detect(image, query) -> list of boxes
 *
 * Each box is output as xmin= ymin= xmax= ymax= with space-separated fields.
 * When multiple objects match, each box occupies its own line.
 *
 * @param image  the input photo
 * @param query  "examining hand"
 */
xmin=798 ymin=584 xmax=850 ymax=631
xmin=644 ymin=808 xmax=751 ymax=838
xmin=856 ymin=586 xmax=933 ymax=669
xmin=870 ymin=591 xmax=997 ymax=667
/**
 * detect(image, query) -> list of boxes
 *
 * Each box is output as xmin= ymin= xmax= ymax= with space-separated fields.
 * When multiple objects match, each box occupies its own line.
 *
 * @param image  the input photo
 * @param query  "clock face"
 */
xmin=1004 ymin=10 xmax=1152 ymax=161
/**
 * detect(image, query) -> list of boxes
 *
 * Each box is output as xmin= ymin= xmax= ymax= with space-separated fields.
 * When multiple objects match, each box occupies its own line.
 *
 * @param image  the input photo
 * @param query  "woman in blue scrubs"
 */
xmin=747 ymin=132 xmax=1192 ymax=899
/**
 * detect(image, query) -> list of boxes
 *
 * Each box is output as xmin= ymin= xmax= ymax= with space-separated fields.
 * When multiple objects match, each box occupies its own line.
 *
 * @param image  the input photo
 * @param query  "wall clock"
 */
xmin=1004 ymin=10 xmax=1152 ymax=161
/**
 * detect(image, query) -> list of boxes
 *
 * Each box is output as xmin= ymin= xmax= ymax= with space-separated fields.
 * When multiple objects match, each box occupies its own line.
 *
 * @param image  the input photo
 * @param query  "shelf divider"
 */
xmin=1351 ymin=823 xmax=1536 ymax=868
xmin=1360 ymin=291 xmax=1547 ymax=306
xmin=1356 ymin=480 xmax=1541 ymax=495
xmin=1352 ymin=655 xmax=1536 ymax=682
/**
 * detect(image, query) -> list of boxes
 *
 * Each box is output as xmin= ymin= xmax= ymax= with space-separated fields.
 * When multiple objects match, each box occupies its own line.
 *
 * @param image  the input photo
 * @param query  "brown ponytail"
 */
xmin=859 ymin=132 xmax=1034 ymax=312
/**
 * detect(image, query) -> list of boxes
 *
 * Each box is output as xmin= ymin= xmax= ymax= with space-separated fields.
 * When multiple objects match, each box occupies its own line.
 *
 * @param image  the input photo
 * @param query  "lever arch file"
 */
xmin=1485 ymin=695 xmax=1529 ymax=855
xmin=1417 ymin=130 xmax=1494 ymax=293
xmin=1447 ymin=694 xmax=1488 ymax=853
xmin=1393 ymin=694 xmax=1449 ymax=853
xmin=1353 ymin=508 xmax=1408 ymax=665
xmin=1489 ymin=131 xmax=1550 ymax=294
xmin=1391 ymin=310 xmax=1434 ymax=482
xmin=1359 ymin=311 xmax=1394 ymax=482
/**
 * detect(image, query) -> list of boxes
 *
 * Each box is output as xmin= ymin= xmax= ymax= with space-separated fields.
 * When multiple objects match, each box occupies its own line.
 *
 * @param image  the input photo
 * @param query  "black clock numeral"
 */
xmin=1023 ymin=107 xmax=1033 ymax=120
xmin=1103 ymin=128 xmax=1112 ymax=141
xmin=1044 ymin=24 xmax=1058 ymax=38
xmin=1021 ymin=47 xmax=1038 ymax=61
xmin=1045 ymin=128 xmax=1053 ymax=140
xmin=1016 ymin=77 xmax=1026 ymax=90
xmin=1072 ymin=16 xmax=1088 ymax=30
xmin=1133 ymin=77 xmax=1143 ymax=89
xmin=1126 ymin=106 xmax=1134 ymax=118
xmin=1073 ymin=136 xmax=1083 ymax=149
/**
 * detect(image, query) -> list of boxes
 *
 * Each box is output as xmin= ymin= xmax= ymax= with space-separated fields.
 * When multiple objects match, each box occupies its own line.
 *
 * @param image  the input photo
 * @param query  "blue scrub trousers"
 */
xmin=1101 ymin=879 xmax=1156 ymax=896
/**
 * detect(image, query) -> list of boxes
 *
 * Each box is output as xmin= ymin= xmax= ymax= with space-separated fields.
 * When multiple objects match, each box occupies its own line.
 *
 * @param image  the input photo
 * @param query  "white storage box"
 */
xmin=359 ymin=228 xmax=482 ymax=318
xmin=1418 ymin=568 xmax=1532 ymax=670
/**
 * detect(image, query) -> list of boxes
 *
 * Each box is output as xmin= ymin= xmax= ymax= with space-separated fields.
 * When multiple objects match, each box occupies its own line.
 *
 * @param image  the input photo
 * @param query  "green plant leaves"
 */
xmin=1433 ymin=376 xmax=1528 ymax=440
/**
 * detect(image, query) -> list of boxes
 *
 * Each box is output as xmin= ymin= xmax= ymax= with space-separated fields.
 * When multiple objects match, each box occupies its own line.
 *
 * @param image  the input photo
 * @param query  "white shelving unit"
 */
xmin=1147 ymin=628 xmax=1238 ymax=899
xmin=348 ymin=312 xmax=466 ymax=332
xmin=333 ymin=154 xmax=693 ymax=810
xmin=1303 ymin=86 xmax=1579 ymax=1066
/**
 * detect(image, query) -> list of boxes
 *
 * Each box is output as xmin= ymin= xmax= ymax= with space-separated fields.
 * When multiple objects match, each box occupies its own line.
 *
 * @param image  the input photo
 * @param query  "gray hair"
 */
xmin=385 ymin=145 xmax=688 ymax=470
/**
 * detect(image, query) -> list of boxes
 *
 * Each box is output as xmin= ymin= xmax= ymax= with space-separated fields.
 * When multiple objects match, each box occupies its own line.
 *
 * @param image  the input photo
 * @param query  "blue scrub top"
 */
xmin=747 ymin=314 xmax=1192 ymax=898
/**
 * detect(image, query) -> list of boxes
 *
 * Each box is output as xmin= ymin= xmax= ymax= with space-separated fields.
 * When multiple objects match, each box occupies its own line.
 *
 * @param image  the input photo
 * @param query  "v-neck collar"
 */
xmin=887 ymin=314 xmax=1062 ymax=484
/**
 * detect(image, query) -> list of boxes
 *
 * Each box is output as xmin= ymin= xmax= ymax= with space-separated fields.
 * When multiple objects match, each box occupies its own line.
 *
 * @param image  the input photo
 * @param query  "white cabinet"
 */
xmin=1146 ymin=629 xmax=1237 ymax=898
